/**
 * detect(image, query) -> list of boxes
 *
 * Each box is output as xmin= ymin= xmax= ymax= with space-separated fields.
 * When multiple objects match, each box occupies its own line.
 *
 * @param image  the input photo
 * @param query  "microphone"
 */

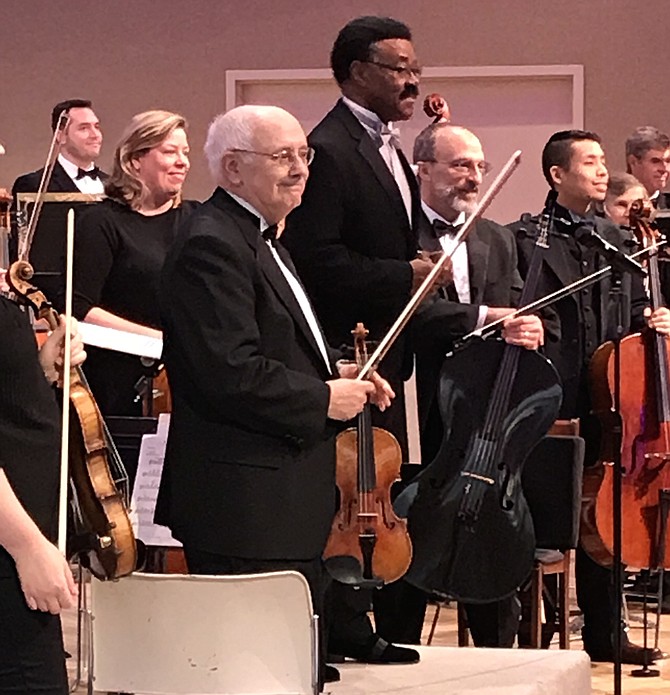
xmin=574 ymin=226 xmax=647 ymax=277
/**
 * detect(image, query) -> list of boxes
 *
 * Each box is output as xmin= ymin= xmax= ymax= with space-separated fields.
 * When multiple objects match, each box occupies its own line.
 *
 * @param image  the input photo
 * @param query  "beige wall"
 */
xmin=0 ymin=0 xmax=666 ymax=204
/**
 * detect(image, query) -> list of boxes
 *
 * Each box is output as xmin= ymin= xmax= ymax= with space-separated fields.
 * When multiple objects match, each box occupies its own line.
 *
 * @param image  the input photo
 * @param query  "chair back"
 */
xmin=90 ymin=571 xmax=318 ymax=694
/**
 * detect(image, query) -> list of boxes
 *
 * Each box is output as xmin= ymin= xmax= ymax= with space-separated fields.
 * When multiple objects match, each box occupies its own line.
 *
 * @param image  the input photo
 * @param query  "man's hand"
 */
xmin=326 ymin=378 xmax=375 ymax=420
xmin=501 ymin=314 xmax=544 ymax=350
xmin=485 ymin=306 xmax=516 ymax=323
xmin=410 ymin=253 xmax=453 ymax=294
xmin=14 ymin=537 xmax=77 ymax=614
xmin=337 ymin=362 xmax=395 ymax=412
xmin=645 ymin=307 xmax=670 ymax=335
xmin=39 ymin=316 xmax=86 ymax=386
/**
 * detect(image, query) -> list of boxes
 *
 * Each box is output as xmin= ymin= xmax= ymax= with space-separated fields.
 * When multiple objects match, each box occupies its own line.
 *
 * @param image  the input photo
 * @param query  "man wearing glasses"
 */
xmin=283 ymin=15 xmax=448 ymax=665
xmin=406 ymin=122 xmax=544 ymax=647
xmin=155 ymin=104 xmax=393 ymax=690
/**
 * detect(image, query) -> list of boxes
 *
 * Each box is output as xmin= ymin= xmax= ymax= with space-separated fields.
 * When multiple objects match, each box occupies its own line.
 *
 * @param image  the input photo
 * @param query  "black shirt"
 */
xmin=71 ymin=198 xmax=199 ymax=415
xmin=0 ymin=297 xmax=61 ymax=577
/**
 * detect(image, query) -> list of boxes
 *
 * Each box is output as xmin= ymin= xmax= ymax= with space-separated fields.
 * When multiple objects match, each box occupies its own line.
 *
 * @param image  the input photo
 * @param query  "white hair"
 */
xmin=203 ymin=104 xmax=297 ymax=182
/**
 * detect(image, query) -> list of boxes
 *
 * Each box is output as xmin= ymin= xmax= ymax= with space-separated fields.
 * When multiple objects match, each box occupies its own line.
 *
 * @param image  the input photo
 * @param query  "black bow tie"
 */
xmin=262 ymin=224 xmax=278 ymax=243
xmin=432 ymin=218 xmax=461 ymax=238
xmin=76 ymin=166 xmax=100 ymax=180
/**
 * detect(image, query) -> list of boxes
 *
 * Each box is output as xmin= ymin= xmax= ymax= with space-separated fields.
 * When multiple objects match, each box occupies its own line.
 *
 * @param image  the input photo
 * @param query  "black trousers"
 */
xmin=0 ymin=573 xmax=68 ymax=695
xmin=182 ymin=547 xmax=328 ymax=689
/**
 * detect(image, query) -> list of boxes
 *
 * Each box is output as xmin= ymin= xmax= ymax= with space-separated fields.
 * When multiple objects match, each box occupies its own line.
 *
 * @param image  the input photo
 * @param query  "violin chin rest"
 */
xmin=324 ymin=555 xmax=384 ymax=589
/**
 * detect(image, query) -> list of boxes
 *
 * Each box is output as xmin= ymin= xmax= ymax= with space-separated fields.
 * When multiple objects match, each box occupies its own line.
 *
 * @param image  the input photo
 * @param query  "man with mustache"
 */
xmin=283 ymin=15 xmax=447 ymax=665
xmin=403 ymin=122 xmax=544 ymax=647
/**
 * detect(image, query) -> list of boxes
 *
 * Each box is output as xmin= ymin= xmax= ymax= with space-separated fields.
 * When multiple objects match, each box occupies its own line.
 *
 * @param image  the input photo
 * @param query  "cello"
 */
xmin=397 ymin=193 xmax=563 ymax=603
xmin=586 ymin=200 xmax=670 ymax=570
xmin=323 ymin=323 xmax=412 ymax=587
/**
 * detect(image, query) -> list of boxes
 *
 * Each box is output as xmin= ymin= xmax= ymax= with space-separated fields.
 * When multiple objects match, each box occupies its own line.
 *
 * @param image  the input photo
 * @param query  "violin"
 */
xmin=585 ymin=201 xmax=670 ymax=569
xmin=323 ymin=323 xmax=412 ymax=587
xmin=8 ymin=259 xmax=139 ymax=579
xmin=397 ymin=193 xmax=562 ymax=602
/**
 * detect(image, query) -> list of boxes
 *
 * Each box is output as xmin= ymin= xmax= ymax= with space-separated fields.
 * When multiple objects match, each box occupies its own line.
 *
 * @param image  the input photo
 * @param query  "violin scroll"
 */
xmin=6 ymin=259 xmax=59 ymax=328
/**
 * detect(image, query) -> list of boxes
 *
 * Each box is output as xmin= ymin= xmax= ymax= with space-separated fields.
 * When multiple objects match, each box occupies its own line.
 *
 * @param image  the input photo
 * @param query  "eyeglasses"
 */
xmin=230 ymin=147 xmax=315 ymax=166
xmin=364 ymin=60 xmax=422 ymax=79
xmin=426 ymin=158 xmax=493 ymax=176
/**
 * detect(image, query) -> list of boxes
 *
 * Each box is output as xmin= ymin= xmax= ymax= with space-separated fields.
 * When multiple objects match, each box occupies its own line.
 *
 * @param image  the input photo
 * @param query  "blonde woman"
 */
xmin=72 ymin=110 xmax=197 ymax=419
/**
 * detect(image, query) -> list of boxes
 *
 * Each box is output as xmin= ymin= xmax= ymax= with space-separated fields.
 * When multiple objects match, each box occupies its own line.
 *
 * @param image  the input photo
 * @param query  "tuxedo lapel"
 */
xmin=466 ymin=227 xmax=490 ymax=304
xmin=334 ymin=101 xmax=411 ymax=228
xmin=211 ymin=190 xmax=330 ymax=372
xmin=49 ymin=161 xmax=80 ymax=192
xmin=258 ymin=242 xmax=332 ymax=373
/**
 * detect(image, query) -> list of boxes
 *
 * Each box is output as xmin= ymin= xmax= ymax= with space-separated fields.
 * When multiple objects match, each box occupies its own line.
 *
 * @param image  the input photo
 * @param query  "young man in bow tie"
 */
xmin=401 ymin=122 xmax=544 ymax=648
xmin=10 ymin=99 xmax=107 ymax=300
xmin=12 ymin=99 xmax=106 ymax=196
xmin=283 ymin=15 xmax=451 ymax=665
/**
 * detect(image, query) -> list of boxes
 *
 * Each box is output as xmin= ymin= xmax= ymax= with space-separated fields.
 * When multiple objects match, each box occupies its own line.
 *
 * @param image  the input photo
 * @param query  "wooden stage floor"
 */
xmin=63 ymin=580 xmax=670 ymax=694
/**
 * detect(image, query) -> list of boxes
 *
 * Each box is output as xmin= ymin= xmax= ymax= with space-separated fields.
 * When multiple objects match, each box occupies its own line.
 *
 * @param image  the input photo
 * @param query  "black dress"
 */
xmin=72 ymin=198 xmax=199 ymax=417
xmin=0 ymin=296 xmax=68 ymax=694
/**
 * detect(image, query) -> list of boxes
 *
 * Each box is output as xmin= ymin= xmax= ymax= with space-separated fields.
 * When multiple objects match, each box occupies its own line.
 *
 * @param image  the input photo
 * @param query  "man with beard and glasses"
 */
xmin=510 ymin=129 xmax=670 ymax=663
xmin=395 ymin=122 xmax=544 ymax=647
xmin=283 ymin=15 xmax=450 ymax=665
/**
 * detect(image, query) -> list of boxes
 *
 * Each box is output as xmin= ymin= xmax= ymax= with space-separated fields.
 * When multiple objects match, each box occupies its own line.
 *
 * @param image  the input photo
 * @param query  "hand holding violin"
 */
xmin=411 ymin=253 xmax=453 ymax=294
xmin=337 ymin=361 xmax=395 ymax=412
xmin=39 ymin=316 xmax=86 ymax=386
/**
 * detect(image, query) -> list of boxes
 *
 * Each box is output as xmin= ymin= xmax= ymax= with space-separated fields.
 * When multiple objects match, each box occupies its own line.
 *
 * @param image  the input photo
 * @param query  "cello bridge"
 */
xmin=460 ymin=471 xmax=494 ymax=485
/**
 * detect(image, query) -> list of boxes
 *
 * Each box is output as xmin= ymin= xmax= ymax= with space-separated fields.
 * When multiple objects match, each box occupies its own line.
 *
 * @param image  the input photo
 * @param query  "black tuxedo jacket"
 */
xmin=412 ymin=217 xmax=522 ymax=461
xmin=155 ymin=188 xmax=338 ymax=561
xmin=283 ymin=99 xmax=425 ymax=450
xmin=510 ymin=211 xmax=646 ymax=419
xmin=283 ymin=99 xmax=422 ymax=368
xmin=12 ymin=160 xmax=108 ymax=195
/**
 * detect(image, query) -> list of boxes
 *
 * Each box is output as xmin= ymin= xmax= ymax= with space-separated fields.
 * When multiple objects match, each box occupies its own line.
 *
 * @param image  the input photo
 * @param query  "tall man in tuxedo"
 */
xmin=400 ymin=122 xmax=544 ymax=647
xmin=283 ymin=16 xmax=448 ymax=662
xmin=154 ymin=104 xmax=392 ymax=688
xmin=511 ymin=130 xmax=670 ymax=662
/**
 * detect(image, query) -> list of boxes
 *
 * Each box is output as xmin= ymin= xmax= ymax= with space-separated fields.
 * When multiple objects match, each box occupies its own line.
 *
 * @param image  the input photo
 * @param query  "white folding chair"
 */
xmin=88 ymin=571 xmax=319 ymax=695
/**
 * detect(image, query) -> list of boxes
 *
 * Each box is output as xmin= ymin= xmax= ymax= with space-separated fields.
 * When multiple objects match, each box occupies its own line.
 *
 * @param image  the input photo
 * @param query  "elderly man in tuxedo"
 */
xmin=155 ymin=104 xmax=392 ymax=689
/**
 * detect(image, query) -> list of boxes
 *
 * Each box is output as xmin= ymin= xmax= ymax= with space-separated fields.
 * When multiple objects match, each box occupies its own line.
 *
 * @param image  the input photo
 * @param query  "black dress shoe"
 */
xmin=585 ymin=638 xmax=667 ymax=665
xmin=333 ymin=636 xmax=420 ymax=664
xmin=324 ymin=665 xmax=341 ymax=683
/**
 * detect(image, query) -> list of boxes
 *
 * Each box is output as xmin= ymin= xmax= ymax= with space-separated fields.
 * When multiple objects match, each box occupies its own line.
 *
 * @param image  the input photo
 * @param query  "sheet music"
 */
xmin=130 ymin=413 xmax=182 ymax=547
xmin=78 ymin=321 xmax=163 ymax=360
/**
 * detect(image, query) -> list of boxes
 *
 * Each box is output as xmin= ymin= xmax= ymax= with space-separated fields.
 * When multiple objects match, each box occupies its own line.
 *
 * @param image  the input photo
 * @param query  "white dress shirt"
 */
xmin=422 ymin=202 xmax=488 ymax=329
xmin=58 ymin=154 xmax=105 ymax=194
xmin=342 ymin=97 xmax=413 ymax=224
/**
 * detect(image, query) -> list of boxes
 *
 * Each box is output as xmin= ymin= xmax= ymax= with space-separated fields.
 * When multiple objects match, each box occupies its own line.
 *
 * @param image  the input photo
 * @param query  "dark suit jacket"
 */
xmin=510 ymin=210 xmax=647 ymax=420
xmin=412 ymin=217 xmax=522 ymax=462
xmin=9 ymin=161 xmax=108 ymax=287
xmin=155 ymin=188 xmax=338 ymax=561
xmin=12 ymin=160 xmax=92 ymax=195
xmin=283 ymin=99 xmax=425 ymax=449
